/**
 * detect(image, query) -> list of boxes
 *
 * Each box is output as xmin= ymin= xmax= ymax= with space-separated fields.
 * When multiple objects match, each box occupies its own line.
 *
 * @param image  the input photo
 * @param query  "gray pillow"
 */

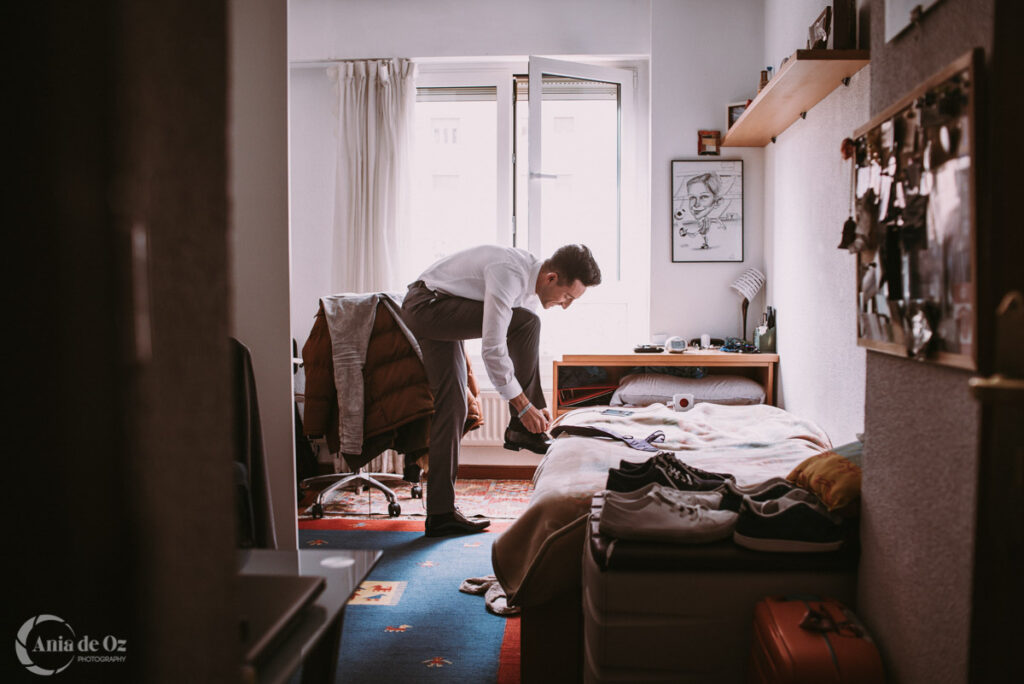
xmin=610 ymin=373 xmax=765 ymax=407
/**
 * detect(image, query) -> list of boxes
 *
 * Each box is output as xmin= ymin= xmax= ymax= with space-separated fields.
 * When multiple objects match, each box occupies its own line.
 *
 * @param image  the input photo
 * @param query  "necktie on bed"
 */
xmin=549 ymin=425 xmax=666 ymax=452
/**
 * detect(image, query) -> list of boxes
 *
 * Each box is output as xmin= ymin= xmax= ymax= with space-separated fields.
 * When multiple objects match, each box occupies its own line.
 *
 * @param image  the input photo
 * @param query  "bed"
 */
xmin=491 ymin=401 xmax=859 ymax=682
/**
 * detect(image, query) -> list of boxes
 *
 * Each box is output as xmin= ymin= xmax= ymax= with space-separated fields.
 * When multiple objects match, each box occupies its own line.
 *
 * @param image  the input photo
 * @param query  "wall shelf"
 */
xmin=722 ymin=49 xmax=870 ymax=147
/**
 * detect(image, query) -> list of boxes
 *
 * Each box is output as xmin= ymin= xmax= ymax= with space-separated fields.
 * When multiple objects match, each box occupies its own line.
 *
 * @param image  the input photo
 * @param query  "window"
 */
xmin=408 ymin=59 xmax=647 ymax=387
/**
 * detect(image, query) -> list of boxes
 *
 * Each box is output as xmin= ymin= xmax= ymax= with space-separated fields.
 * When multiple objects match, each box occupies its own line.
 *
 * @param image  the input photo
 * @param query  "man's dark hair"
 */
xmin=544 ymin=244 xmax=602 ymax=287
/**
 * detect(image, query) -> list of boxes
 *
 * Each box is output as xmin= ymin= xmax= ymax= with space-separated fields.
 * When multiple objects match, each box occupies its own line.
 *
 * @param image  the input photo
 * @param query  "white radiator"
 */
xmin=462 ymin=391 xmax=511 ymax=446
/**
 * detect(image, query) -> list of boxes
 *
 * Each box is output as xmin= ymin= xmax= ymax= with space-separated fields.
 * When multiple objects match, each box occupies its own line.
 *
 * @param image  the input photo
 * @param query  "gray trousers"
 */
xmin=400 ymin=281 xmax=546 ymax=514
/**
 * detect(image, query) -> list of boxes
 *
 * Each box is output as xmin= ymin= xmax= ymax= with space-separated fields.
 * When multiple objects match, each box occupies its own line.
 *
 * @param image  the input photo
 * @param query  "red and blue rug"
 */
xmin=299 ymin=518 xmax=519 ymax=683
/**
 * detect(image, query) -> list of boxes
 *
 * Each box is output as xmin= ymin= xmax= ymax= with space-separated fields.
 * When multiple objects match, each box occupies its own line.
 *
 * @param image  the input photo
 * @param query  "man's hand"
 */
xmin=511 ymin=393 xmax=550 ymax=434
xmin=520 ymin=405 xmax=550 ymax=434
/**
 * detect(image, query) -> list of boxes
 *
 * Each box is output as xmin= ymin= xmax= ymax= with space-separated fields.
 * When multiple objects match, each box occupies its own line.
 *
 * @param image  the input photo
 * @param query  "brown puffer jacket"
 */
xmin=301 ymin=299 xmax=483 ymax=470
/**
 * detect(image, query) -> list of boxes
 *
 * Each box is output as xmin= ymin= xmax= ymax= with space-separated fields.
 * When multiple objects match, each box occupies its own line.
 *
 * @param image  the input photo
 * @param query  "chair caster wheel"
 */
xmin=388 ymin=502 xmax=401 ymax=517
xmin=311 ymin=502 xmax=324 ymax=519
xmin=410 ymin=485 xmax=422 ymax=499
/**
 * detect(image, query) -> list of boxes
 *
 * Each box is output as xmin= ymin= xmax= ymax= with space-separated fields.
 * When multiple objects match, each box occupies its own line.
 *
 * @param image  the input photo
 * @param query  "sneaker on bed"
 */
xmin=725 ymin=477 xmax=816 ymax=502
xmin=607 ymin=456 xmax=727 ymax=493
xmin=618 ymin=452 xmax=734 ymax=483
xmin=732 ymin=493 xmax=844 ymax=553
xmin=607 ymin=462 xmax=699 ymax=492
xmin=599 ymin=495 xmax=738 ymax=544
xmin=604 ymin=482 xmax=724 ymax=509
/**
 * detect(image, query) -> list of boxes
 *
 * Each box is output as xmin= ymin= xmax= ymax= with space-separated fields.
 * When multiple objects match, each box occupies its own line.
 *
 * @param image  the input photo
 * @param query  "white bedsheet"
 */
xmin=536 ymin=402 xmax=832 ymax=494
xmin=492 ymin=402 xmax=833 ymax=605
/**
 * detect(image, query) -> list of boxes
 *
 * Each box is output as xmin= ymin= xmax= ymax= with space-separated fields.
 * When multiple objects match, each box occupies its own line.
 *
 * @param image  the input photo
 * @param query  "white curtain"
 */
xmin=328 ymin=58 xmax=415 ymax=294
xmin=328 ymin=59 xmax=416 ymax=477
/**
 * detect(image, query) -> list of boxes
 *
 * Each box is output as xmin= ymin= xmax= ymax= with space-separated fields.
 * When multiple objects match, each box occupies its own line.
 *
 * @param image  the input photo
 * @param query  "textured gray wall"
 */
xmin=856 ymin=1 xmax=993 ymax=682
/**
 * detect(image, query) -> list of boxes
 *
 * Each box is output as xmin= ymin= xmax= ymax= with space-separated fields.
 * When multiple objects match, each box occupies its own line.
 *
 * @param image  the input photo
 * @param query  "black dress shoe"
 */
xmin=424 ymin=509 xmax=490 ymax=537
xmin=503 ymin=427 xmax=552 ymax=455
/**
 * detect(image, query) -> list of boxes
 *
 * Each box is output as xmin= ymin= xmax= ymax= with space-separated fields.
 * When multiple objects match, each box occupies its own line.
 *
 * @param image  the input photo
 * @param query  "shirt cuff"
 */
xmin=494 ymin=378 xmax=523 ymax=402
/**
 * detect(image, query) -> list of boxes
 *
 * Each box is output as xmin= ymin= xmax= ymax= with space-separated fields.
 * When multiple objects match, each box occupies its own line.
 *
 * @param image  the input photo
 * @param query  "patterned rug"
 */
xmin=298 ymin=478 xmax=534 ymax=520
xmin=298 ymin=522 xmax=520 ymax=683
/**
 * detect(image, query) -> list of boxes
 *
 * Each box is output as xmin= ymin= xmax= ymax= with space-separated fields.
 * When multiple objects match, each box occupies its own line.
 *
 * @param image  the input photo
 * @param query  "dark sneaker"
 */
xmin=732 ymin=494 xmax=844 ymax=552
xmin=503 ymin=427 xmax=551 ymax=455
xmin=618 ymin=452 xmax=734 ymax=484
xmin=424 ymin=509 xmax=490 ymax=537
xmin=606 ymin=460 xmax=715 ymax=493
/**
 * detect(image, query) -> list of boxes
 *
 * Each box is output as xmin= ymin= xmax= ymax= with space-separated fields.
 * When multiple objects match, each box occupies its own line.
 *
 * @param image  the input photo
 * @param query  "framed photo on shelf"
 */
xmin=726 ymin=102 xmax=747 ymax=129
xmin=671 ymin=159 xmax=744 ymax=263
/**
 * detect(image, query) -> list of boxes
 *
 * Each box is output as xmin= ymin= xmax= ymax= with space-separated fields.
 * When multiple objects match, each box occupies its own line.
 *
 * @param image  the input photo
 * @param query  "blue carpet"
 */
xmin=299 ymin=529 xmax=505 ymax=683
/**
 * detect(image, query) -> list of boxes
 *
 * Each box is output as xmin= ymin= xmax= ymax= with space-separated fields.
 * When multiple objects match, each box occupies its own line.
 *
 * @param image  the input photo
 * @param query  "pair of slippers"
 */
xmin=459 ymin=575 xmax=520 ymax=616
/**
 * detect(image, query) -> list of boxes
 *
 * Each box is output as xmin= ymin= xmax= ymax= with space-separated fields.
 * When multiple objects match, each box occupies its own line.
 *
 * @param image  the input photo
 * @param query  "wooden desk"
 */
xmin=553 ymin=350 xmax=779 ymax=416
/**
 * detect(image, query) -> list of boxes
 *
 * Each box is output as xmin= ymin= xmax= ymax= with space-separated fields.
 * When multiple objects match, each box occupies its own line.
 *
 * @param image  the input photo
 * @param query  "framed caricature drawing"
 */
xmin=671 ymin=159 xmax=744 ymax=262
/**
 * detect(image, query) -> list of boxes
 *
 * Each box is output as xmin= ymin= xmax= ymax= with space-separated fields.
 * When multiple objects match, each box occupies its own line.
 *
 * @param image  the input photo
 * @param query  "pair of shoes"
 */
xmin=598 ymin=490 xmax=738 ymax=544
xmin=606 ymin=453 xmax=727 ymax=493
xmin=618 ymin=453 xmax=734 ymax=484
xmin=732 ymin=492 xmax=844 ymax=552
xmin=503 ymin=427 xmax=552 ymax=455
xmin=424 ymin=509 xmax=491 ymax=537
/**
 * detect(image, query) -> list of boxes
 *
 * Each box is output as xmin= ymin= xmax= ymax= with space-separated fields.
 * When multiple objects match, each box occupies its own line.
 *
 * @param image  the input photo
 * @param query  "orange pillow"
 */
xmin=787 ymin=450 xmax=862 ymax=513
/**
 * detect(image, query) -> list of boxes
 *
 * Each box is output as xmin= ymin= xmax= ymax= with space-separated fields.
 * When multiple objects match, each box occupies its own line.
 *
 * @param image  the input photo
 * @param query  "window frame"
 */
xmin=414 ymin=66 xmax=514 ymax=246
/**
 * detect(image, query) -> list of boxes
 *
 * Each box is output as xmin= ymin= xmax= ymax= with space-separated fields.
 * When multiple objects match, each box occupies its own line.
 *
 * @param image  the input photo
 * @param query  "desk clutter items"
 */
xmin=720 ymin=336 xmax=759 ymax=353
xmin=730 ymin=267 xmax=766 ymax=341
xmin=754 ymin=306 xmax=777 ymax=352
xmin=848 ymin=50 xmax=979 ymax=370
xmin=749 ymin=596 xmax=885 ymax=683
xmin=665 ymin=335 xmax=688 ymax=353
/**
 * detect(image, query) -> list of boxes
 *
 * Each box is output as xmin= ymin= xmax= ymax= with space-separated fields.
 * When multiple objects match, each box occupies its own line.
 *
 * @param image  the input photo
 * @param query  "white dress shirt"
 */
xmin=417 ymin=245 xmax=542 ymax=401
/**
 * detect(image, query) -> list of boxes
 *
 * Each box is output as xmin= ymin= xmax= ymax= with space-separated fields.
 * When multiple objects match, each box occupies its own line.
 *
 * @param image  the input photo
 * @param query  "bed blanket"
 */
xmin=491 ymin=402 xmax=832 ymax=607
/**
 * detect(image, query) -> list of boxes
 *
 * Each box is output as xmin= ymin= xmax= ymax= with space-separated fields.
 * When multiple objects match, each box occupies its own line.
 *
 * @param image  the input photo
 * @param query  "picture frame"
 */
xmin=807 ymin=6 xmax=832 ymax=49
xmin=806 ymin=1 xmax=856 ymax=50
xmin=726 ymin=102 xmax=747 ymax=130
xmin=849 ymin=49 xmax=979 ymax=370
xmin=671 ymin=159 xmax=744 ymax=263
xmin=697 ymin=129 xmax=721 ymax=155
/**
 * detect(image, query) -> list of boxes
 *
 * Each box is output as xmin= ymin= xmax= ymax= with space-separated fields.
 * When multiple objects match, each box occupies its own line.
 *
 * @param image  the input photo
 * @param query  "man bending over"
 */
xmin=401 ymin=244 xmax=602 ymax=536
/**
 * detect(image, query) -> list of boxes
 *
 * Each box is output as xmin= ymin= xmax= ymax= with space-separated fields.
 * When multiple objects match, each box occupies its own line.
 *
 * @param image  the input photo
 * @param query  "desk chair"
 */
xmin=293 ymin=353 xmax=422 ymax=519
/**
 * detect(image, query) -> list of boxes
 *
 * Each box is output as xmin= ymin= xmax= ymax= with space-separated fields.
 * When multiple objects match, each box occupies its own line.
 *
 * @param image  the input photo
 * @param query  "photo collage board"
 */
xmin=848 ymin=50 xmax=979 ymax=370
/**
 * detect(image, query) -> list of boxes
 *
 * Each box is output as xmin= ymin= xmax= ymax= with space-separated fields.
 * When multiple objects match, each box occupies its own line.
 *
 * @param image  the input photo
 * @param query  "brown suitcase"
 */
xmin=749 ymin=596 xmax=885 ymax=683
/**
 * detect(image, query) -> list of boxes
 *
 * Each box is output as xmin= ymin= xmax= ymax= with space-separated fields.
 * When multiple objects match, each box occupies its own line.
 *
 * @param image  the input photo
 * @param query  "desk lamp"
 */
xmin=730 ymin=268 xmax=766 ymax=341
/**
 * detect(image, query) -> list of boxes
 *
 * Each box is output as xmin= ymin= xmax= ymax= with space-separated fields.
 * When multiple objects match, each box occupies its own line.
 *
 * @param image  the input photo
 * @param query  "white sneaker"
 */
xmin=598 ymin=495 xmax=738 ymax=544
xmin=604 ymin=482 xmax=724 ymax=509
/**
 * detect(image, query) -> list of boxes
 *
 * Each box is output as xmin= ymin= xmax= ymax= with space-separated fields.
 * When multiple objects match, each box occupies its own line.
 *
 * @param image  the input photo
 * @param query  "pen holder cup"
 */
xmin=754 ymin=327 xmax=776 ymax=353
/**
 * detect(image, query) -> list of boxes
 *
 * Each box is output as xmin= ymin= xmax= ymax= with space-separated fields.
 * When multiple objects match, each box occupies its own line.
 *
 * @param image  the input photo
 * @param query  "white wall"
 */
xmin=230 ymin=0 xmax=296 ymax=549
xmin=289 ymin=0 xmax=652 ymax=62
xmin=649 ymin=0 xmax=767 ymax=342
xmin=289 ymin=67 xmax=336 ymax=337
xmin=764 ymin=67 xmax=868 ymax=445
